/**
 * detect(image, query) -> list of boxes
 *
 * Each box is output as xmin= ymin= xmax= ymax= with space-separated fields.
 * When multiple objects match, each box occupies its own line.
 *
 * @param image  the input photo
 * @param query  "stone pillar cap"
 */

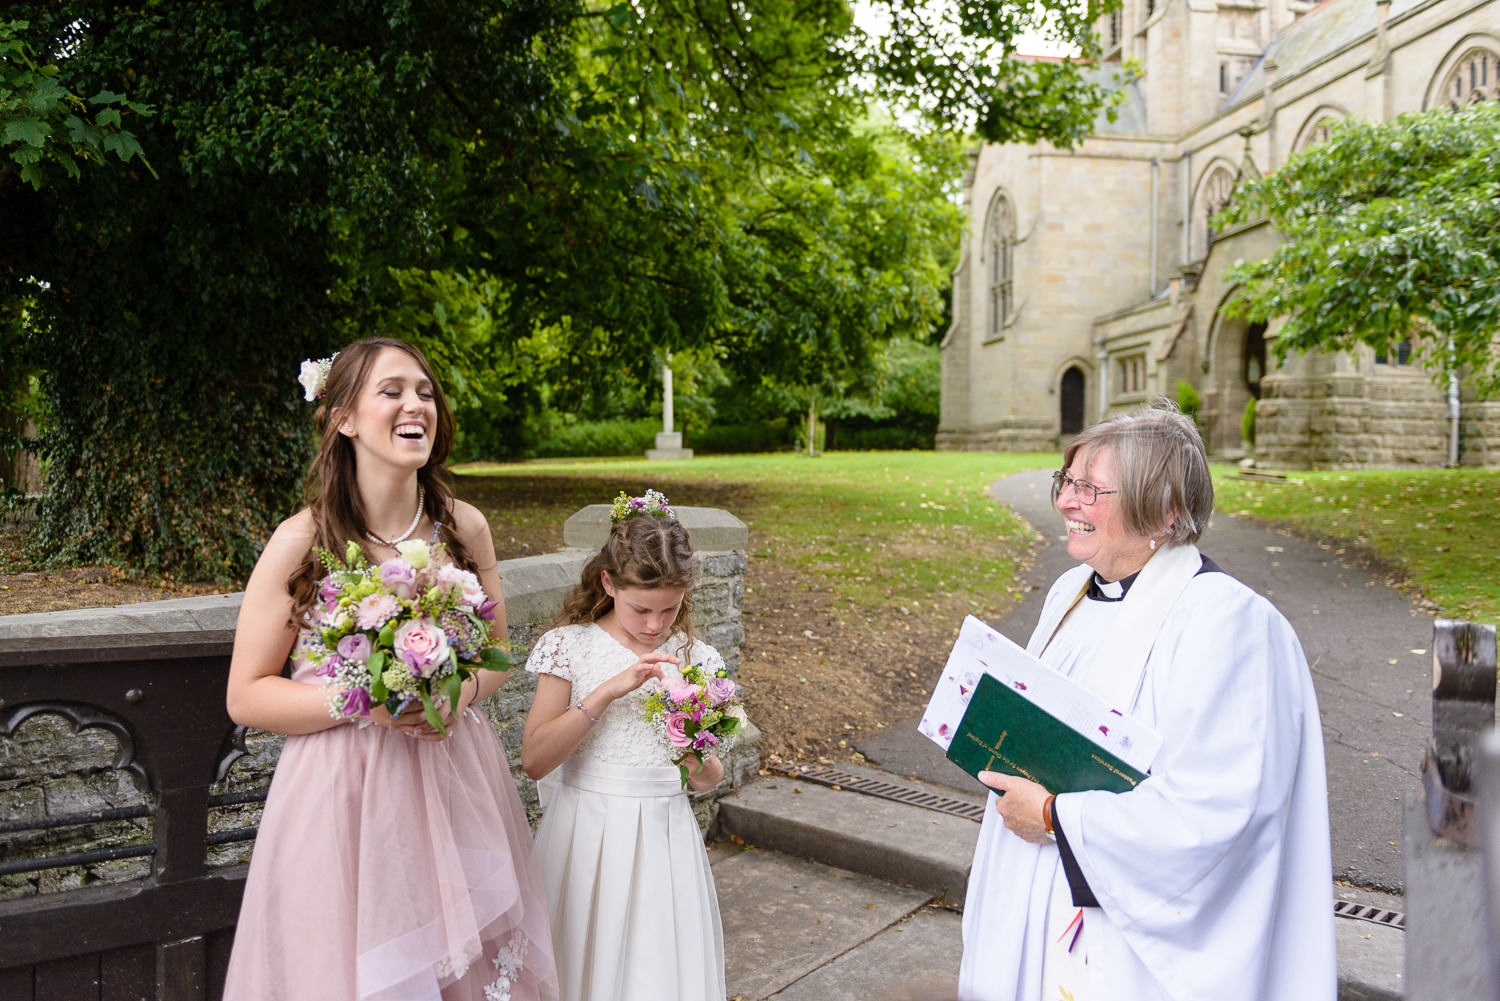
xmin=562 ymin=506 xmax=748 ymax=552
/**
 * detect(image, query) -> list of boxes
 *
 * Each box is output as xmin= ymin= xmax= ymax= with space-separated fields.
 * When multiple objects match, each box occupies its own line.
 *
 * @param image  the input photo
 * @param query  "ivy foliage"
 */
xmin=1218 ymin=104 xmax=1500 ymax=397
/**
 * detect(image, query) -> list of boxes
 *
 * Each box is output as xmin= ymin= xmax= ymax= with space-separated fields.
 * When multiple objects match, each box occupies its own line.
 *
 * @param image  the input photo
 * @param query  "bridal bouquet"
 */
xmin=640 ymin=662 xmax=745 ymax=787
xmin=304 ymin=540 xmax=514 ymax=735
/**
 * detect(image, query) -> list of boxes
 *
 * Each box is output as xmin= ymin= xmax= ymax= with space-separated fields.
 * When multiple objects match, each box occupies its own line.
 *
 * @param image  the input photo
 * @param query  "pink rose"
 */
xmin=336 ymin=633 xmax=372 ymax=663
xmin=705 ymin=677 xmax=737 ymax=706
xmin=667 ymin=682 xmax=700 ymax=706
xmin=394 ymin=618 xmax=450 ymax=678
xmin=664 ymin=711 xmax=693 ymax=748
xmin=356 ymin=593 xmax=401 ymax=631
xmin=436 ymin=565 xmax=487 ymax=608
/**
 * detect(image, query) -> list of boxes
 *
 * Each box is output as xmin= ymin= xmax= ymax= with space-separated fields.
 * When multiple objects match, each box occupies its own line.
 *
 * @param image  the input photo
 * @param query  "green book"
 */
xmin=946 ymin=672 xmax=1147 ymax=795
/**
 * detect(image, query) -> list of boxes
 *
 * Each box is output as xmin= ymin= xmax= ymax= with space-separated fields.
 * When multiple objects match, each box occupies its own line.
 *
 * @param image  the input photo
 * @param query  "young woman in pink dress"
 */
xmin=223 ymin=337 xmax=557 ymax=1001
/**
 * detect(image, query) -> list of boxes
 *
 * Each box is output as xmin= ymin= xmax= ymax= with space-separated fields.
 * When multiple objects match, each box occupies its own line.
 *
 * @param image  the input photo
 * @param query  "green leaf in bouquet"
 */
xmin=444 ymin=671 xmax=463 ymax=709
xmin=719 ymin=716 xmax=743 ymax=737
xmin=677 ymin=761 xmax=691 ymax=789
xmin=370 ymin=674 xmax=389 ymax=703
xmin=422 ymin=691 xmax=449 ymax=737
xmin=369 ymin=649 xmax=386 ymax=674
xmin=479 ymin=646 xmax=516 ymax=672
xmin=379 ymin=620 xmax=396 ymax=648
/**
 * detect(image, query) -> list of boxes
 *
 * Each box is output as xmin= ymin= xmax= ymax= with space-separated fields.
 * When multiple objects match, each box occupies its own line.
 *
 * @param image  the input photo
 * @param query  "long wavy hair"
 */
xmin=552 ymin=513 xmax=698 ymax=661
xmin=287 ymin=338 xmax=475 ymax=618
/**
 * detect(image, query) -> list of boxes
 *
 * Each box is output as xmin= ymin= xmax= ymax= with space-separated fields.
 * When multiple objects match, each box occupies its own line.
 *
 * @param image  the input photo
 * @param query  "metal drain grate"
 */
xmin=774 ymin=763 xmax=1408 ymax=933
xmin=770 ymin=762 xmax=987 ymax=822
xmin=1335 ymin=899 xmax=1406 ymax=930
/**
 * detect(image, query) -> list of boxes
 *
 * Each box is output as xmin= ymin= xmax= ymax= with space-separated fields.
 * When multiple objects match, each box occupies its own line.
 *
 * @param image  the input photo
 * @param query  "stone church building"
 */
xmin=939 ymin=0 xmax=1500 ymax=467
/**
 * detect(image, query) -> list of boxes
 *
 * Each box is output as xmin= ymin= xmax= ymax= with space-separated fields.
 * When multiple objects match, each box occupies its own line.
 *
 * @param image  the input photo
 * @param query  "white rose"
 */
xmin=298 ymin=359 xmax=323 ymax=401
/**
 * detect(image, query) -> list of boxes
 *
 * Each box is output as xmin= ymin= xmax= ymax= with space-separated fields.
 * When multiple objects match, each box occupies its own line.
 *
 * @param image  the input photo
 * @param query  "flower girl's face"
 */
xmin=342 ymin=348 xmax=438 ymax=471
xmin=606 ymin=581 xmax=685 ymax=651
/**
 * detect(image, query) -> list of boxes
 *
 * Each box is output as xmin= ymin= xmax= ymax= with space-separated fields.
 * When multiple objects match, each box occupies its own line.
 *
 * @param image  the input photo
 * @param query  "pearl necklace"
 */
xmin=367 ymin=484 xmax=426 ymax=548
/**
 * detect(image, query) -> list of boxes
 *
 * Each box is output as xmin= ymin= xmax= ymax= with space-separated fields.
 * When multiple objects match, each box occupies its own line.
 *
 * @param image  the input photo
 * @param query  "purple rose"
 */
xmin=394 ymin=618 xmax=451 ymax=678
xmin=341 ymin=687 xmax=373 ymax=717
xmin=336 ymin=634 xmax=372 ymax=663
xmin=664 ymin=711 xmax=692 ymax=748
xmin=378 ymin=558 xmax=417 ymax=599
xmin=705 ymin=677 xmax=737 ymax=706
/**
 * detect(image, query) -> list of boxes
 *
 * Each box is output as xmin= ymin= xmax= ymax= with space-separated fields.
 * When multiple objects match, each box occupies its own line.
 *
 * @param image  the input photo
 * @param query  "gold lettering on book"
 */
xmin=963 ymin=730 xmax=1041 ymax=784
xmin=1089 ymin=754 xmax=1139 ymax=788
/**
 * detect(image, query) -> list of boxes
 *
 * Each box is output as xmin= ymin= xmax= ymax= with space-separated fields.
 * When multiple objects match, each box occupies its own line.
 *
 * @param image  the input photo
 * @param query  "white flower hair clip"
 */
xmin=298 ymin=353 xmax=338 ymax=402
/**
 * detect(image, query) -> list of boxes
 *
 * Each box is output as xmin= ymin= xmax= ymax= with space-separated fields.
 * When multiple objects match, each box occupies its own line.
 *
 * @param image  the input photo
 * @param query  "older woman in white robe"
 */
xmin=959 ymin=402 xmax=1337 ymax=1001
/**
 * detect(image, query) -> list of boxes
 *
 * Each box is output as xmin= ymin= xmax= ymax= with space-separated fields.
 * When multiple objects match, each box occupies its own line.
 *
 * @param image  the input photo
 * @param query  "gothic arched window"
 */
xmin=1294 ymin=110 xmax=1344 ymax=153
xmin=1439 ymin=48 xmax=1500 ymax=107
xmin=1189 ymin=164 xmax=1237 ymax=262
xmin=984 ymin=192 xmax=1016 ymax=336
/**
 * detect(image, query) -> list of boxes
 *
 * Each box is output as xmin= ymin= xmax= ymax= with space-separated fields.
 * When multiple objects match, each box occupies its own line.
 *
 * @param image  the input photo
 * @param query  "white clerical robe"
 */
xmin=959 ymin=550 xmax=1337 ymax=1001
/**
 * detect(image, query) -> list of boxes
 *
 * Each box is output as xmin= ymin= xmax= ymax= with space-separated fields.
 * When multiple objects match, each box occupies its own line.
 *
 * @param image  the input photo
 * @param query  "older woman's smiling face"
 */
xmin=1056 ymin=446 xmax=1157 ymax=582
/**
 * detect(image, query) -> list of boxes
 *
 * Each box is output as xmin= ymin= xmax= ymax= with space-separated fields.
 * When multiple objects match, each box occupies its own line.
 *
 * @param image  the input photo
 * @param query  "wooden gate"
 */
xmin=1 ymin=623 xmax=251 ymax=1000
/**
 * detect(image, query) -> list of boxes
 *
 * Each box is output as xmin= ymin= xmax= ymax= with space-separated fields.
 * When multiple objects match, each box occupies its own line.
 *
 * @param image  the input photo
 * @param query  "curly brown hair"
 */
xmin=286 ymin=338 xmax=476 ymax=619
xmin=552 ymin=513 xmax=698 ymax=661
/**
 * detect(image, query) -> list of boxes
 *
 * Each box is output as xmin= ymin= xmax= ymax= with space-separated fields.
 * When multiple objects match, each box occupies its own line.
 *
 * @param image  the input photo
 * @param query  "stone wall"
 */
xmin=1253 ymin=367 xmax=1500 ymax=469
xmin=0 ymin=506 xmax=754 ymax=899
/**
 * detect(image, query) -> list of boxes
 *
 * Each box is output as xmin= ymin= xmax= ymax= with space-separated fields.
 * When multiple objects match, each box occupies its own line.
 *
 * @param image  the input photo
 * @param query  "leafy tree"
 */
xmin=4 ymin=2 xmax=572 ymax=580
xmin=0 ymin=17 xmax=151 ymax=190
xmin=5 ymin=0 xmax=1126 ymax=578
xmin=861 ymin=0 xmax=1125 ymax=146
xmin=1218 ymin=104 xmax=1500 ymax=396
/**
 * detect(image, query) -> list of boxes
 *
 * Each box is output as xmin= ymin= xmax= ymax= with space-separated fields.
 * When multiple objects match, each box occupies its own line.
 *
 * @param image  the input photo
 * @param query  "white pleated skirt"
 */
xmin=534 ymin=760 xmax=726 ymax=1001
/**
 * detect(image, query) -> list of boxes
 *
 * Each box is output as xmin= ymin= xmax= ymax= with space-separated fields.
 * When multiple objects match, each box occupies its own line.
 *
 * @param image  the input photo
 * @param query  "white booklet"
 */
xmin=918 ymin=615 xmax=1162 ymax=774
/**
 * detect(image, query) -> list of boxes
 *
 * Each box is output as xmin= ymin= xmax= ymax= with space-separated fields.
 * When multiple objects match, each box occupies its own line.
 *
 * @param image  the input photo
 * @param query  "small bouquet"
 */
xmin=303 ymin=539 xmax=514 ymax=736
xmin=640 ymin=662 xmax=745 ymax=787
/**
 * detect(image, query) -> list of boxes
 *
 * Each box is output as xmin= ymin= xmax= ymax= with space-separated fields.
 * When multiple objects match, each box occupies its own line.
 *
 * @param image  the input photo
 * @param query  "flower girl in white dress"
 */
xmin=521 ymin=491 xmax=727 ymax=1001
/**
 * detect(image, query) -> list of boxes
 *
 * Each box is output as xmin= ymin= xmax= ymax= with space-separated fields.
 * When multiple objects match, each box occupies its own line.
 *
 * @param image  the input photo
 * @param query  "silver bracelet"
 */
xmin=571 ymin=700 xmax=600 ymax=724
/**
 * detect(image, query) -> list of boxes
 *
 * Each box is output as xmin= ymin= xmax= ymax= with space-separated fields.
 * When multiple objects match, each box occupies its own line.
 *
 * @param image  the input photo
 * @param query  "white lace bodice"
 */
xmin=525 ymin=622 xmax=726 ymax=768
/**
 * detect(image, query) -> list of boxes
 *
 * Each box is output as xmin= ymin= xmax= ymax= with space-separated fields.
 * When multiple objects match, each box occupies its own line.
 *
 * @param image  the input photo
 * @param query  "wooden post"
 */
xmin=1405 ymin=619 xmax=1499 ymax=1001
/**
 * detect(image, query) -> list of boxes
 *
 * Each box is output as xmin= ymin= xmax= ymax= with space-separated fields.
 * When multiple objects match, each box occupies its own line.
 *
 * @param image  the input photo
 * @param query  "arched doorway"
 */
xmin=1207 ymin=313 xmax=1263 ymax=454
xmin=1060 ymin=366 xmax=1085 ymax=435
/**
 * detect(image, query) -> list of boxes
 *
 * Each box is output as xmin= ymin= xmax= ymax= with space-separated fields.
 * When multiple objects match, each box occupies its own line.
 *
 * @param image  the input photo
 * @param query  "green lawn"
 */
xmin=1213 ymin=466 xmax=1500 ymax=623
xmin=460 ymin=452 xmax=1057 ymax=619
xmin=459 ymin=453 xmax=1500 ymax=626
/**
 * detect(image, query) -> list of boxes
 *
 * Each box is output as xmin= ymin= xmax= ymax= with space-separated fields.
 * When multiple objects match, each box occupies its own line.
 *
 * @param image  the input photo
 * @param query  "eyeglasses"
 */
xmin=1051 ymin=469 xmax=1119 ymax=506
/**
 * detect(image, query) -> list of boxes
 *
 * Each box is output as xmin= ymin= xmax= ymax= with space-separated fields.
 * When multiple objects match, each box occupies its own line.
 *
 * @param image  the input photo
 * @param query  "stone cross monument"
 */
xmin=646 ymin=353 xmax=693 ymax=460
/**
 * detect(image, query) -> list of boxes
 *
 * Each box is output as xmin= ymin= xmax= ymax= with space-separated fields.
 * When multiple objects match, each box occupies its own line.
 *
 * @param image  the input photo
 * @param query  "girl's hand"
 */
xmin=367 ymin=699 xmax=450 ymax=741
xmin=599 ymin=652 xmax=679 ymax=702
xmin=978 ymin=771 xmax=1054 ymax=844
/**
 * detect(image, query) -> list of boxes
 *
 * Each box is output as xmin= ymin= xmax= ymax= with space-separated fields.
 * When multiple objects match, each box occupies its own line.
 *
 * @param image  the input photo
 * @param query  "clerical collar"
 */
xmin=1086 ymin=570 xmax=1140 ymax=602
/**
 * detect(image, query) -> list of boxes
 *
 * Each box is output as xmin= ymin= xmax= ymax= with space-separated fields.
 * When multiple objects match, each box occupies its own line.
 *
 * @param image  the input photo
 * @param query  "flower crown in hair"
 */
xmin=298 ymin=353 xmax=338 ymax=402
xmin=610 ymin=489 xmax=675 ymax=524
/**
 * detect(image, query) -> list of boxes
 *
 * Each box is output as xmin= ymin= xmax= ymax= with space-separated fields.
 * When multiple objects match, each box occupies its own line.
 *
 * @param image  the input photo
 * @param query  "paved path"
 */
xmin=857 ymin=466 xmax=1435 ymax=892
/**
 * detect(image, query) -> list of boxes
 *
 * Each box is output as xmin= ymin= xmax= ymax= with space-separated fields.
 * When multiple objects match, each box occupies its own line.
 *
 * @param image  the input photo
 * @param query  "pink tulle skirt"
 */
xmin=224 ymin=710 xmax=557 ymax=1001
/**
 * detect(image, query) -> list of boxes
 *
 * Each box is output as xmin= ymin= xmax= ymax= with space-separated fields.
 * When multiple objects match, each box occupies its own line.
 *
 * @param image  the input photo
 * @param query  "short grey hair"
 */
xmin=1061 ymin=399 xmax=1213 ymax=545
